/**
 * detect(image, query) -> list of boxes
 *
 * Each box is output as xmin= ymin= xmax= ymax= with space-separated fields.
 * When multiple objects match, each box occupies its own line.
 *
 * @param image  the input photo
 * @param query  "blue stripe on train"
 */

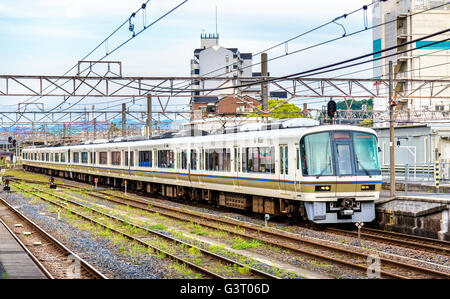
xmin=26 ymin=162 xmax=382 ymax=185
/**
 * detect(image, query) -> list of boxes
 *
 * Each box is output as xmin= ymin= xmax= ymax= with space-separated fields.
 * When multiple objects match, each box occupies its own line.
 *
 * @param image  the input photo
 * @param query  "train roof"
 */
xmin=23 ymin=124 xmax=377 ymax=152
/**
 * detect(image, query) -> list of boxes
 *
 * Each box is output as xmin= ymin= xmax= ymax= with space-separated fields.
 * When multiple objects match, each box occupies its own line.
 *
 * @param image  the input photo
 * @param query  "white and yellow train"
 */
xmin=22 ymin=123 xmax=382 ymax=224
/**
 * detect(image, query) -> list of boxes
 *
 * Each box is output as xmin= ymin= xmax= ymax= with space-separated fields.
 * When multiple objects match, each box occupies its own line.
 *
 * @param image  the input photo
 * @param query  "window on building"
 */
xmin=158 ymin=150 xmax=174 ymax=168
xmin=190 ymin=150 xmax=197 ymax=170
xmin=242 ymin=147 xmax=275 ymax=174
xmin=125 ymin=151 xmax=134 ymax=167
xmin=436 ymin=105 xmax=444 ymax=111
xmin=139 ymin=151 xmax=152 ymax=167
xmin=99 ymin=152 xmax=108 ymax=165
xmin=205 ymin=148 xmax=231 ymax=172
xmin=81 ymin=152 xmax=88 ymax=164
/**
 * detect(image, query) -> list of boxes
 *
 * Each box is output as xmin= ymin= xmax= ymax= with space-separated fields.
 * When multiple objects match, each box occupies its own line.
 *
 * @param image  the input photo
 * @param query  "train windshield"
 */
xmin=300 ymin=131 xmax=381 ymax=177
xmin=353 ymin=132 xmax=380 ymax=174
xmin=300 ymin=132 xmax=334 ymax=176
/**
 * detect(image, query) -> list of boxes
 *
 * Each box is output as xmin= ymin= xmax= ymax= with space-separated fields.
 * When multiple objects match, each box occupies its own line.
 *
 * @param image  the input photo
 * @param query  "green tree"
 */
xmin=336 ymin=98 xmax=373 ymax=110
xmin=248 ymin=99 xmax=304 ymax=119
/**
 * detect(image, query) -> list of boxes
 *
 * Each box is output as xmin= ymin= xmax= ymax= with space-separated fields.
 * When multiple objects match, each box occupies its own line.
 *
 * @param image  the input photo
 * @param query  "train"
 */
xmin=21 ymin=120 xmax=382 ymax=224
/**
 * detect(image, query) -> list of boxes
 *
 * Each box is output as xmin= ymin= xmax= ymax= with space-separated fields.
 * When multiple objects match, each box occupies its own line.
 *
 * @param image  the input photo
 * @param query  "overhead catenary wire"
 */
xmin=35 ymin=0 xmax=449 ymax=116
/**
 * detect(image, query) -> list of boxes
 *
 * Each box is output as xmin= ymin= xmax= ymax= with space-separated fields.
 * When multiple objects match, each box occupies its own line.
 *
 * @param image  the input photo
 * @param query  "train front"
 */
xmin=299 ymin=127 xmax=381 ymax=224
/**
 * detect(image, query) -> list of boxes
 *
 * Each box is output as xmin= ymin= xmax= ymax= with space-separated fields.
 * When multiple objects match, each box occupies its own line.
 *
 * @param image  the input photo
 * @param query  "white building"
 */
xmin=372 ymin=0 xmax=450 ymax=112
xmin=190 ymin=33 xmax=261 ymax=98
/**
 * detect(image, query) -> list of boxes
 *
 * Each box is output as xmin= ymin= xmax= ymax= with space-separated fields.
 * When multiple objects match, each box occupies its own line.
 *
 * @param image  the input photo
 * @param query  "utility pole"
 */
xmin=389 ymin=61 xmax=396 ymax=198
xmin=62 ymin=124 xmax=66 ymax=145
xmin=147 ymin=94 xmax=152 ymax=138
xmin=93 ymin=118 xmax=97 ymax=140
xmin=122 ymin=103 xmax=126 ymax=137
xmin=261 ymin=53 xmax=269 ymax=123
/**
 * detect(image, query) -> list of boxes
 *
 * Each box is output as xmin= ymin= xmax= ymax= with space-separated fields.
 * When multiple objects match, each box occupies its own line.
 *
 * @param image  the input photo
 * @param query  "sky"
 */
xmin=0 ymin=0 xmax=375 ymax=112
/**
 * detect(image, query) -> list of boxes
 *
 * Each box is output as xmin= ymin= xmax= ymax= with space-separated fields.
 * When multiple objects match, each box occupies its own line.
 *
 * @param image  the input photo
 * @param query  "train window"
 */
xmin=353 ymin=132 xmax=380 ymax=174
xmin=205 ymin=148 xmax=231 ymax=172
xmin=190 ymin=150 xmax=197 ymax=170
xmin=46 ymin=153 xmax=49 ymax=162
xmin=111 ymin=151 xmax=121 ymax=166
xmin=280 ymin=146 xmax=288 ymax=175
xmin=300 ymin=132 xmax=334 ymax=176
xmin=125 ymin=151 xmax=134 ymax=167
xmin=336 ymin=144 xmax=352 ymax=176
xmin=296 ymin=148 xmax=300 ymax=170
xmin=200 ymin=150 xmax=204 ymax=170
xmin=90 ymin=152 xmax=96 ymax=164
xmin=81 ymin=152 xmax=88 ymax=164
xmin=73 ymin=152 xmax=80 ymax=163
xmin=61 ymin=153 xmax=66 ymax=163
xmin=181 ymin=150 xmax=188 ymax=170
xmin=158 ymin=150 xmax=174 ymax=168
xmin=55 ymin=153 xmax=60 ymax=163
xmin=242 ymin=147 xmax=275 ymax=174
xmin=234 ymin=148 xmax=241 ymax=172
xmin=99 ymin=152 xmax=108 ymax=165
xmin=138 ymin=151 xmax=152 ymax=167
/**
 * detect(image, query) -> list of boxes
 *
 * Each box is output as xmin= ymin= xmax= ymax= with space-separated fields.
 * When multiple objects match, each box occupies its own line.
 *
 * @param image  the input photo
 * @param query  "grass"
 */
xmin=148 ymin=223 xmax=168 ymax=231
xmin=188 ymin=246 xmax=201 ymax=257
xmin=231 ymin=237 xmax=264 ymax=250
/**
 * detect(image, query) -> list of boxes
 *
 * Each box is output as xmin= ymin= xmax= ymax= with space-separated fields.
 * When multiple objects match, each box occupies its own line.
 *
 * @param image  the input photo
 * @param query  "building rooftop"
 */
xmin=192 ymin=96 xmax=220 ymax=104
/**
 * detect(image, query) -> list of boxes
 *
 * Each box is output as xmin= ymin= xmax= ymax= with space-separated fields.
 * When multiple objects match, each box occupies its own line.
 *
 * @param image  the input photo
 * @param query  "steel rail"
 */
xmin=88 ymin=190 xmax=450 ymax=279
xmin=14 ymin=183 xmax=279 ymax=279
xmin=11 ymin=177 xmax=450 ymax=279
xmin=325 ymin=227 xmax=450 ymax=256
xmin=0 ymin=196 xmax=107 ymax=279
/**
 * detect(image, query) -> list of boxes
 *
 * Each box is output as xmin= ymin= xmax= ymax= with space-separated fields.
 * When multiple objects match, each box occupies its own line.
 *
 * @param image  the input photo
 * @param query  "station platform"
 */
xmin=0 ymin=219 xmax=47 ymax=279
xmin=375 ymin=191 xmax=450 ymax=241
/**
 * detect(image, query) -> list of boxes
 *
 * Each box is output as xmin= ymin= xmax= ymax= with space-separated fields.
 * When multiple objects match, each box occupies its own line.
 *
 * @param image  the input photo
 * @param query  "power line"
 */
xmin=42 ymin=0 xmax=450 ymax=114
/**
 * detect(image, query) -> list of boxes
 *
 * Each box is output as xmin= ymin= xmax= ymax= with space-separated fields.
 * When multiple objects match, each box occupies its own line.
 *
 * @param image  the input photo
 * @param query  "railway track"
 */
xmin=12 ymin=182 xmax=280 ymax=279
xmin=0 ymin=195 xmax=107 ymax=279
xmin=325 ymin=227 xmax=450 ymax=256
xmin=9 ymin=176 xmax=450 ymax=279
xmin=48 ymin=182 xmax=450 ymax=279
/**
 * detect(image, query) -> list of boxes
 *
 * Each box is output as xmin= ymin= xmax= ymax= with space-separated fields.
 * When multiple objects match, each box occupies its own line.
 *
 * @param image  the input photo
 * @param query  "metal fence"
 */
xmin=381 ymin=162 xmax=450 ymax=192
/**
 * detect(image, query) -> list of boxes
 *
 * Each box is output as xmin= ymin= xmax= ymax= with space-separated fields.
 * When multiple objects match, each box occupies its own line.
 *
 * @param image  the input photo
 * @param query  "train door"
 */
xmin=333 ymin=134 xmax=357 ymax=197
xmin=232 ymin=147 xmax=241 ymax=190
xmin=176 ymin=148 xmax=182 ymax=183
xmin=295 ymin=145 xmax=301 ymax=193
xmin=278 ymin=145 xmax=289 ymax=195
xmin=197 ymin=148 xmax=205 ymax=186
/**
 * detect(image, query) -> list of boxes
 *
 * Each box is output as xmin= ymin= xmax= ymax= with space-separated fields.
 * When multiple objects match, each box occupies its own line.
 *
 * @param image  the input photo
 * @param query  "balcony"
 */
xmin=397 ymin=27 xmax=409 ymax=39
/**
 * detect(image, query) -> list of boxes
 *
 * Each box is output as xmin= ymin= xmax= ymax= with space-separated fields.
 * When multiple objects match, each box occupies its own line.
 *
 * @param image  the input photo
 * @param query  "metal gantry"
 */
xmin=1 ymin=68 xmax=449 ymax=142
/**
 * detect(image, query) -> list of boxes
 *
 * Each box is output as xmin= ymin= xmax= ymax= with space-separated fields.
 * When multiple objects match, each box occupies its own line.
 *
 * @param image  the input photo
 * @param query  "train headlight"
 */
xmin=361 ymin=185 xmax=375 ymax=191
xmin=315 ymin=185 xmax=331 ymax=192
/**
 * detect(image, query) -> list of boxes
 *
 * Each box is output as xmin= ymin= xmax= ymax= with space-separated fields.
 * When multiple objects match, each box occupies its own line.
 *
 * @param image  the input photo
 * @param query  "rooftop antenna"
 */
xmin=215 ymin=5 xmax=218 ymax=37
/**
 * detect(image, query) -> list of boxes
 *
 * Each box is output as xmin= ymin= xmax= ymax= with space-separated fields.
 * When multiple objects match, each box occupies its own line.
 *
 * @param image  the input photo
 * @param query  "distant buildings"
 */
xmin=190 ymin=33 xmax=269 ymax=120
xmin=191 ymin=95 xmax=261 ymax=120
xmin=372 ymin=0 xmax=450 ymax=112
